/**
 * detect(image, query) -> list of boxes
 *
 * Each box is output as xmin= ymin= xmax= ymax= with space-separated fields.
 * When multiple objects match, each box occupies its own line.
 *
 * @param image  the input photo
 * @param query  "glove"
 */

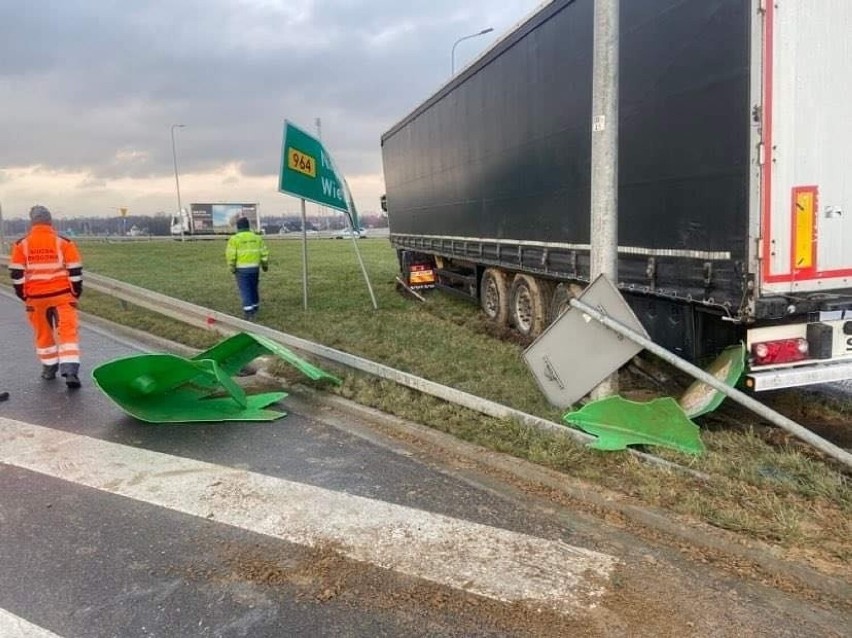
xmin=230 ymin=267 xmax=237 ymax=274
xmin=261 ymin=263 xmax=268 ymax=272
xmin=72 ymin=282 xmax=83 ymax=298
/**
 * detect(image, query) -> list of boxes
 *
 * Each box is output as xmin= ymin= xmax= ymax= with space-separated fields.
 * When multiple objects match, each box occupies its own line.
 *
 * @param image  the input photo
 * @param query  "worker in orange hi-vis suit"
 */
xmin=9 ymin=205 xmax=84 ymax=389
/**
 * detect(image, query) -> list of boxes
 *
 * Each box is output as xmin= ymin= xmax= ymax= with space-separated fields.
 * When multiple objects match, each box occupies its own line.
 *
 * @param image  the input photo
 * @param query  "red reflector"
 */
xmin=751 ymin=338 xmax=809 ymax=366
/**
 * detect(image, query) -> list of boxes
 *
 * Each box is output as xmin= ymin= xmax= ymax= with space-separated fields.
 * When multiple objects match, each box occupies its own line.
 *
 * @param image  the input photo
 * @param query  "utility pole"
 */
xmin=590 ymin=0 xmax=620 ymax=399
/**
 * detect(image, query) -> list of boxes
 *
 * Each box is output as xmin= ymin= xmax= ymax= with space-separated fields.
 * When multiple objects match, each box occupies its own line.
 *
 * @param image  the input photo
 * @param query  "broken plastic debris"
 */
xmin=678 ymin=345 xmax=746 ymax=419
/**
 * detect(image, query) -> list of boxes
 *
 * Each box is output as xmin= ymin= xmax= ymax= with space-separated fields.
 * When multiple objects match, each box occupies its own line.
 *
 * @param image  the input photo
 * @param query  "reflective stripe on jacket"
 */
xmin=10 ymin=225 xmax=83 ymax=299
xmin=226 ymin=231 xmax=269 ymax=269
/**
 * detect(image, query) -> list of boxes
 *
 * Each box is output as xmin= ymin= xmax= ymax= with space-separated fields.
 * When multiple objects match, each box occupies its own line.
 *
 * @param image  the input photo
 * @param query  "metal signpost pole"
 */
xmin=301 ymin=198 xmax=309 ymax=311
xmin=590 ymin=0 xmax=620 ymax=399
xmin=170 ymin=124 xmax=186 ymax=242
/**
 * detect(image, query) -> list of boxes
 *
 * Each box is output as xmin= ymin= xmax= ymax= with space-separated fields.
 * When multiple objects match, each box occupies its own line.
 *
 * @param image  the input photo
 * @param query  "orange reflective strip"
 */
xmin=27 ymin=261 xmax=64 ymax=271
xmin=27 ymin=272 xmax=67 ymax=282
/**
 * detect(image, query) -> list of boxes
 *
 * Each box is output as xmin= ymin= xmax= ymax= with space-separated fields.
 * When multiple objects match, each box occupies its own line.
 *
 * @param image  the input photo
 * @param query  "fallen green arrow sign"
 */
xmin=92 ymin=332 xmax=340 ymax=424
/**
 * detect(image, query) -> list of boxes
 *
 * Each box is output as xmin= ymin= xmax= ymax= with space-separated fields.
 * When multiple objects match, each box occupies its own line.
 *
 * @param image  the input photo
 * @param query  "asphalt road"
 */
xmin=0 ymin=292 xmax=614 ymax=637
xmin=0 ymin=292 xmax=848 ymax=638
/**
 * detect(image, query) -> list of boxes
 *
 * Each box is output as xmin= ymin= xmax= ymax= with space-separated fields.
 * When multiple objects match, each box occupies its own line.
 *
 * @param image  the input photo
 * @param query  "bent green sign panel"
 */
xmin=279 ymin=121 xmax=349 ymax=213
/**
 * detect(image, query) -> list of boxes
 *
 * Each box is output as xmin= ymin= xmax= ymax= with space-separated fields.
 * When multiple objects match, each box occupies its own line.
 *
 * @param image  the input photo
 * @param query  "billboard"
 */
xmin=190 ymin=203 xmax=258 ymax=233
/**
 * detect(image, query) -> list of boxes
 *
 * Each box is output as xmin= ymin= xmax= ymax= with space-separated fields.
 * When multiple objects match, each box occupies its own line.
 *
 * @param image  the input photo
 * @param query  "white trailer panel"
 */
xmin=760 ymin=1 xmax=852 ymax=294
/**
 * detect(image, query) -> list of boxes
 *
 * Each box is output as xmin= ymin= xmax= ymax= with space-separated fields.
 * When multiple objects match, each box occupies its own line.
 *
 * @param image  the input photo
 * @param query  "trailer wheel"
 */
xmin=509 ymin=274 xmax=551 ymax=337
xmin=480 ymin=268 xmax=510 ymax=326
xmin=549 ymin=282 xmax=584 ymax=323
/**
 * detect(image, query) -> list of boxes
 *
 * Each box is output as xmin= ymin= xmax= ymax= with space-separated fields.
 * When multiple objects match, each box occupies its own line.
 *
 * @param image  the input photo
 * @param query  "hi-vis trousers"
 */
xmin=25 ymin=292 xmax=81 ymax=376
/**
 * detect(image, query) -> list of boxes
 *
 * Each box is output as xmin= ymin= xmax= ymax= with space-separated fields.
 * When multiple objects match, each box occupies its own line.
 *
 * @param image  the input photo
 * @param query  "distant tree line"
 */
xmin=1 ymin=211 xmax=387 ymax=238
xmin=1 ymin=213 xmax=173 ymax=237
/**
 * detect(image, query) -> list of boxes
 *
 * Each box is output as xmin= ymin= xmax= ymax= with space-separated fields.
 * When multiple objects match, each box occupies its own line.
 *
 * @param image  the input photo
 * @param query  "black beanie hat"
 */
xmin=236 ymin=217 xmax=250 ymax=230
xmin=30 ymin=205 xmax=53 ymax=224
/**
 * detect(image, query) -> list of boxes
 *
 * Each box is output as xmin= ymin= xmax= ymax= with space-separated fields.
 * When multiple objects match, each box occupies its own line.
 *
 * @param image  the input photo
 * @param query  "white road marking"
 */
xmin=0 ymin=418 xmax=616 ymax=613
xmin=0 ymin=608 xmax=64 ymax=638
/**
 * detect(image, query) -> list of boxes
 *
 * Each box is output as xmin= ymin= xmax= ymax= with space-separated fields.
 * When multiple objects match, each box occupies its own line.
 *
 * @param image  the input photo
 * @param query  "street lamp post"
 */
xmin=451 ymin=28 xmax=494 ymax=75
xmin=170 ymin=124 xmax=186 ymax=241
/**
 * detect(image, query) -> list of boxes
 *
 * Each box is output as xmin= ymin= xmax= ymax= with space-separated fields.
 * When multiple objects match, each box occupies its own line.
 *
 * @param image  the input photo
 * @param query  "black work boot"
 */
xmin=41 ymin=364 xmax=58 ymax=381
xmin=60 ymin=362 xmax=81 ymax=389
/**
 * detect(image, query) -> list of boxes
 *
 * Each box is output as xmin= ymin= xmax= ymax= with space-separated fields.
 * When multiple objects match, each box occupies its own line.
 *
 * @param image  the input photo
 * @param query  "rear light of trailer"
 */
xmin=408 ymin=263 xmax=436 ymax=287
xmin=751 ymin=338 xmax=809 ymax=366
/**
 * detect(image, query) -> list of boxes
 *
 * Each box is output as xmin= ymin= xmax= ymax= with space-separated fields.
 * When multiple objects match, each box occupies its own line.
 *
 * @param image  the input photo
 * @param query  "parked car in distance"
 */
xmin=334 ymin=227 xmax=367 ymax=239
xmin=280 ymin=220 xmax=319 ymax=236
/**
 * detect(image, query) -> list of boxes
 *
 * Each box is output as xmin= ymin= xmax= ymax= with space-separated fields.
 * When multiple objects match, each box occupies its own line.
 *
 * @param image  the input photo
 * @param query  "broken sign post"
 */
xmin=523 ymin=275 xmax=706 ymax=456
xmin=568 ymin=293 xmax=852 ymax=470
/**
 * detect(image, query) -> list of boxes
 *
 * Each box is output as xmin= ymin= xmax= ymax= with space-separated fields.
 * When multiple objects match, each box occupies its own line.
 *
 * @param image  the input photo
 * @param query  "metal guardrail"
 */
xmin=89 ymin=271 xmax=705 ymax=474
xmin=0 ymin=255 xmax=699 ymax=476
xmin=84 ymin=272 xmax=583 ymax=432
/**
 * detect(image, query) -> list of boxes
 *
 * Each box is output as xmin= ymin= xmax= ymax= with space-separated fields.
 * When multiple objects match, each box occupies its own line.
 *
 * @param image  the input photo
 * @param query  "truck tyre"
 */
xmin=480 ymin=268 xmax=510 ymax=326
xmin=509 ymin=274 xmax=552 ymax=337
xmin=548 ymin=282 xmax=583 ymax=323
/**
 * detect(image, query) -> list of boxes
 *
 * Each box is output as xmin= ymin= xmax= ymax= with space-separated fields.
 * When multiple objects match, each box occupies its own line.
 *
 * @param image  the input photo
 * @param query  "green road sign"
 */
xmin=279 ymin=121 xmax=349 ymax=213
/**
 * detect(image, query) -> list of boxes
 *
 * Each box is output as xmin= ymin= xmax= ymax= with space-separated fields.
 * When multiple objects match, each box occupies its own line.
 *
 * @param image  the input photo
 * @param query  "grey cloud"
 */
xmin=0 ymin=0 xmax=541 ymax=184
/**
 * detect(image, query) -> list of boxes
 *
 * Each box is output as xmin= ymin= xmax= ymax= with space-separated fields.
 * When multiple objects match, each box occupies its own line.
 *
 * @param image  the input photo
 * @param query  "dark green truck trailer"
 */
xmin=381 ymin=0 xmax=852 ymax=391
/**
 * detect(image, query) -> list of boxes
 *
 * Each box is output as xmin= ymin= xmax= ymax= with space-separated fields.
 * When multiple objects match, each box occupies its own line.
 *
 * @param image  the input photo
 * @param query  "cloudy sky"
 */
xmin=0 ymin=0 xmax=543 ymax=219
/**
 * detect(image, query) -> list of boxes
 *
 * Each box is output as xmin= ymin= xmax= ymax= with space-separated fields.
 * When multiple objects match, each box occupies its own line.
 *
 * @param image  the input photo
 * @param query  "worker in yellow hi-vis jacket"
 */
xmin=225 ymin=217 xmax=269 ymax=320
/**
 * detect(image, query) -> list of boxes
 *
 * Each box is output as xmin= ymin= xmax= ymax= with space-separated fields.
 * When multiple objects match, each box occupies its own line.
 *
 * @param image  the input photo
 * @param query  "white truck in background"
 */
xmin=170 ymin=203 xmax=260 ymax=236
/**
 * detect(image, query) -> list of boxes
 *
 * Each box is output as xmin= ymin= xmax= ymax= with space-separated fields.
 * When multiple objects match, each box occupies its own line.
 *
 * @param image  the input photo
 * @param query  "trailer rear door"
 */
xmin=759 ymin=1 xmax=852 ymax=295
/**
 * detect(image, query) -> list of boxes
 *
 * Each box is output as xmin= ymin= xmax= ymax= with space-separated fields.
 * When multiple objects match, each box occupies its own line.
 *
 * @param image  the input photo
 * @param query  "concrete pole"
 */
xmin=590 ymin=0 xmax=620 ymax=399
